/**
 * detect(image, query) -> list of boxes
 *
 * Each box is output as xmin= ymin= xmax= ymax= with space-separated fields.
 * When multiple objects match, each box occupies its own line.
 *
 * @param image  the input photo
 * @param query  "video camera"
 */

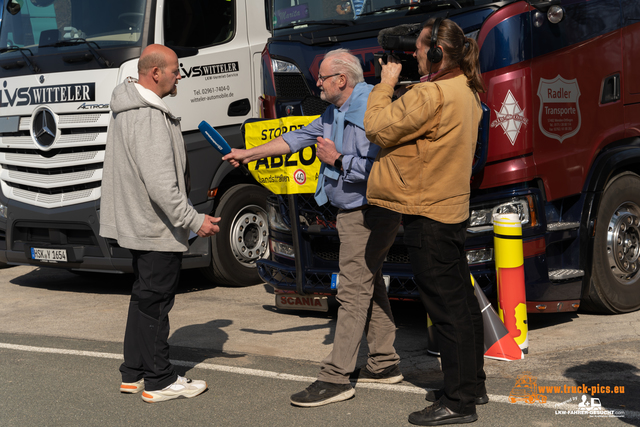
xmin=375 ymin=23 xmax=422 ymax=83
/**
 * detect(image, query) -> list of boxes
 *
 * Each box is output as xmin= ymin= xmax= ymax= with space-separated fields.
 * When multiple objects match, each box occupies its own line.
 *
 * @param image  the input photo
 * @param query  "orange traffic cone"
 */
xmin=471 ymin=274 xmax=523 ymax=361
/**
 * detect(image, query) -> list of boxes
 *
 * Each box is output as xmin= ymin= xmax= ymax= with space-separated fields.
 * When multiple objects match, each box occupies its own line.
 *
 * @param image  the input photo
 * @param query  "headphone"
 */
xmin=427 ymin=17 xmax=444 ymax=64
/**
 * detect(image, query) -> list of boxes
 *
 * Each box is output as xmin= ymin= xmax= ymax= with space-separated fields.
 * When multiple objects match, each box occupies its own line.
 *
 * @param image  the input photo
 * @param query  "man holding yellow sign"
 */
xmin=223 ymin=49 xmax=403 ymax=408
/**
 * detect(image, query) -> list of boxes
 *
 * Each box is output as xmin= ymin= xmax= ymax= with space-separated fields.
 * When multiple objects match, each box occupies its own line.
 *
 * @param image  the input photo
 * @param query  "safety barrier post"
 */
xmin=493 ymin=213 xmax=529 ymax=354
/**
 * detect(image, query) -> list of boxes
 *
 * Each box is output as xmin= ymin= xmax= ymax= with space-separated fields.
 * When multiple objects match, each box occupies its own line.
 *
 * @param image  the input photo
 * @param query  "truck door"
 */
xmin=159 ymin=0 xmax=257 ymax=133
xmin=530 ymin=1 xmax=624 ymax=201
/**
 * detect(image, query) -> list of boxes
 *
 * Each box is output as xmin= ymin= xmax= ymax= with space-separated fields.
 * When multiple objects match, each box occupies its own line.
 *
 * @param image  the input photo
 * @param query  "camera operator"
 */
xmin=364 ymin=18 xmax=487 ymax=426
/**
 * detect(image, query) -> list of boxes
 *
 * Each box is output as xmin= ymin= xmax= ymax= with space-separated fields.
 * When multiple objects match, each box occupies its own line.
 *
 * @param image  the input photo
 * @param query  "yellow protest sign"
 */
xmin=244 ymin=116 xmax=321 ymax=194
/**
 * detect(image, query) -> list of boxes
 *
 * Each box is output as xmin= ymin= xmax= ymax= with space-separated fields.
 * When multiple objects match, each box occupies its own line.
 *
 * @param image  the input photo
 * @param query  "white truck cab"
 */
xmin=0 ymin=0 xmax=272 ymax=286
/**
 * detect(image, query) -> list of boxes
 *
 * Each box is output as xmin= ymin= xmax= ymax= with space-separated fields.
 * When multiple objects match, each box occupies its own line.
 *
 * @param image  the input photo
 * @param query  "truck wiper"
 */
xmin=358 ymin=0 xmax=461 ymax=17
xmin=42 ymin=39 xmax=112 ymax=67
xmin=276 ymin=19 xmax=355 ymax=30
xmin=0 ymin=46 xmax=41 ymax=72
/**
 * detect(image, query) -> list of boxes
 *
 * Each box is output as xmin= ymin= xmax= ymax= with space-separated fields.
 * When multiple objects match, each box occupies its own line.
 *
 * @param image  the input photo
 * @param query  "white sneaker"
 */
xmin=120 ymin=378 xmax=144 ymax=393
xmin=141 ymin=376 xmax=207 ymax=403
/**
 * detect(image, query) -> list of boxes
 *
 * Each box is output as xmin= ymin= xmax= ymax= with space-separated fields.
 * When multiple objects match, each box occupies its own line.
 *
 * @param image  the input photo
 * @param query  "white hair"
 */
xmin=322 ymin=48 xmax=364 ymax=87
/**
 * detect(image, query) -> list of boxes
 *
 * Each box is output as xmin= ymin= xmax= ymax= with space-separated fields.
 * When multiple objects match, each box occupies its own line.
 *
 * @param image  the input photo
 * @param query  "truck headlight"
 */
xmin=267 ymin=196 xmax=290 ymax=232
xmin=270 ymin=239 xmax=295 ymax=259
xmin=466 ymin=248 xmax=494 ymax=265
xmin=0 ymin=204 xmax=7 ymax=219
xmin=271 ymin=59 xmax=300 ymax=73
xmin=468 ymin=196 xmax=537 ymax=233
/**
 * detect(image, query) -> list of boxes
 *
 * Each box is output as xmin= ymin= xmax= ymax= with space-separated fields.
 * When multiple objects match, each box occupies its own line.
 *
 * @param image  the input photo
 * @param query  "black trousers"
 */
xmin=120 ymin=250 xmax=183 ymax=391
xmin=403 ymin=215 xmax=486 ymax=415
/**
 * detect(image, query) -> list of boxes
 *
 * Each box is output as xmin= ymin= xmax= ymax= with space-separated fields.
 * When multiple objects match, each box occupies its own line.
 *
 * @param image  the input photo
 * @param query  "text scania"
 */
xmin=0 ymin=83 xmax=96 ymax=107
xmin=181 ymin=61 xmax=240 ymax=78
xmin=279 ymin=295 xmax=324 ymax=308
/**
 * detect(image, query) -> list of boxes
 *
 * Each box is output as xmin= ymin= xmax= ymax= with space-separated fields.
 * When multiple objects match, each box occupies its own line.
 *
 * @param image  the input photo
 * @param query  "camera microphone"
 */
xmin=375 ymin=23 xmax=422 ymax=82
xmin=377 ymin=23 xmax=421 ymax=51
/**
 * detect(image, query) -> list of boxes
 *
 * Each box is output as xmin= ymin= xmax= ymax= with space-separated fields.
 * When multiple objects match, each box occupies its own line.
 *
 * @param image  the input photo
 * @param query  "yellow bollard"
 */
xmin=493 ymin=213 xmax=529 ymax=354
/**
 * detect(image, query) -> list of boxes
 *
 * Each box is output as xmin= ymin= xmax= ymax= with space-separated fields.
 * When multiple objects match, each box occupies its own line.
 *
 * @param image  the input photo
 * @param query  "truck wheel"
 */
xmin=583 ymin=173 xmax=640 ymax=313
xmin=201 ymin=184 xmax=270 ymax=287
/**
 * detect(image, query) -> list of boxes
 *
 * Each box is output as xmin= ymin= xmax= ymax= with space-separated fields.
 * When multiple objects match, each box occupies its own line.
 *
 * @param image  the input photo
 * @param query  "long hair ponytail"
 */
xmin=460 ymin=37 xmax=484 ymax=93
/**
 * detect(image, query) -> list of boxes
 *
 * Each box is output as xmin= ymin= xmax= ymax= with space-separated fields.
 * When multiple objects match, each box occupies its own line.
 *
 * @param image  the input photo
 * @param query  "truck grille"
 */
xmin=274 ymin=73 xmax=311 ymax=98
xmin=0 ymin=113 xmax=109 ymax=208
xmin=273 ymin=74 xmax=331 ymax=116
xmin=258 ymin=261 xmax=420 ymax=298
xmin=301 ymin=96 xmax=331 ymax=116
xmin=311 ymin=240 xmax=411 ymax=264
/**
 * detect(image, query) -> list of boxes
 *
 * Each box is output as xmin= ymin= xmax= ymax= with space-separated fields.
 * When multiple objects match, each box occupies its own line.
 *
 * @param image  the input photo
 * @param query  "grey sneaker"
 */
xmin=357 ymin=364 xmax=404 ymax=384
xmin=120 ymin=378 xmax=144 ymax=393
xmin=141 ymin=376 xmax=207 ymax=403
xmin=290 ymin=380 xmax=355 ymax=407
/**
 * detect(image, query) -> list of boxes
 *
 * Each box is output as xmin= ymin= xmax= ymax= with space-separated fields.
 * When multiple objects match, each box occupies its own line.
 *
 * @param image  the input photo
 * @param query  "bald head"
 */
xmin=137 ymin=44 xmax=181 ymax=98
xmin=138 ymin=44 xmax=175 ymax=75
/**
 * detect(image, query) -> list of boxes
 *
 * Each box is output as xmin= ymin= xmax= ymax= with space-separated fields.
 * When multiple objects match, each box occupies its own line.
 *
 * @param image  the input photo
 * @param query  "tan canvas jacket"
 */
xmin=364 ymin=71 xmax=482 ymax=224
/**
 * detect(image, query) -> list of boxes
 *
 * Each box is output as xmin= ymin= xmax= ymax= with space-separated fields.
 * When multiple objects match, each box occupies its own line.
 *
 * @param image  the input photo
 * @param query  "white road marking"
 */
xmin=1 ymin=342 xmax=636 ymax=419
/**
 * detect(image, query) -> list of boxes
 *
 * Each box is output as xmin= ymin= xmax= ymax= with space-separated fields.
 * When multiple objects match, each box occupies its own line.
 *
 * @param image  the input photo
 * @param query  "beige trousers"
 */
xmin=317 ymin=206 xmax=402 ymax=384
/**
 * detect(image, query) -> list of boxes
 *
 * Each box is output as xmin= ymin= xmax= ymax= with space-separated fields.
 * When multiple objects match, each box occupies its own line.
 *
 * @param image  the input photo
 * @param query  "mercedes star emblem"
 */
xmin=31 ymin=107 xmax=58 ymax=150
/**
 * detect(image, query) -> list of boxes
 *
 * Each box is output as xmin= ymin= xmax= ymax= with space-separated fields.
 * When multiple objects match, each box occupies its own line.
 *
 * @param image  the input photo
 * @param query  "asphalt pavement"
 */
xmin=1 ymin=265 xmax=639 ymax=426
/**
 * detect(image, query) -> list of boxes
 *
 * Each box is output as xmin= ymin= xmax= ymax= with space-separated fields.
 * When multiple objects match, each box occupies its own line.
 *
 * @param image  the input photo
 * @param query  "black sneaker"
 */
xmin=290 ymin=380 xmax=355 ymax=407
xmin=357 ymin=364 xmax=404 ymax=384
xmin=425 ymin=389 xmax=489 ymax=405
xmin=409 ymin=401 xmax=478 ymax=426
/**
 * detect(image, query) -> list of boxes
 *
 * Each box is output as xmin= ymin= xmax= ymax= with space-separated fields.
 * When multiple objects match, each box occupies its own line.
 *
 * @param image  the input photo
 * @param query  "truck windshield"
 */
xmin=272 ymin=0 xmax=489 ymax=30
xmin=1 ymin=0 xmax=146 ymax=53
xmin=273 ymin=0 xmax=351 ymax=28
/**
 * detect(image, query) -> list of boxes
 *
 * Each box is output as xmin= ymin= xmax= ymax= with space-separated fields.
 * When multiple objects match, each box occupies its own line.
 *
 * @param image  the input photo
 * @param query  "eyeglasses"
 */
xmin=317 ymin=73 xmax=342 ymax=83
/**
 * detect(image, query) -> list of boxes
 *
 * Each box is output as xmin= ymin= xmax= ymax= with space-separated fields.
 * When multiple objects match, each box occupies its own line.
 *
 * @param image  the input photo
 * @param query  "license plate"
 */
xmin=275 ymin=293 xmax=328 ymax=312
xmin=30 ymin=247 xmax=68 ymax=263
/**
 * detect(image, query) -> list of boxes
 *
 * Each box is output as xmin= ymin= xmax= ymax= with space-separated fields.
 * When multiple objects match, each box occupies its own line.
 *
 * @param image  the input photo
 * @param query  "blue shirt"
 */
xmin=282 ymin=94 xmax=379 ymax=210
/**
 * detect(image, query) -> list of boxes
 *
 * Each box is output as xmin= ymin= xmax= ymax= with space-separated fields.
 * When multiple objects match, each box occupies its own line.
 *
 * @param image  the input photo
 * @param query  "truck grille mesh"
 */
xmin=258 ymin=261 xmax=419 ymax=298
xmin=274 ymin=73 xmax=311 ymax=98
xmin=0 ymin=112 xmax=109 ymax=208
xmin=301 ymin=96 xmax=331 ymax=116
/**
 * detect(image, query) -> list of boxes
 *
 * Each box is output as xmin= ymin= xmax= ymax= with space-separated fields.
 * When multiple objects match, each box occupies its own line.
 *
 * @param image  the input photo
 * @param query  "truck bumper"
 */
xmin=0 ymin=196 xmax=211 ymax=272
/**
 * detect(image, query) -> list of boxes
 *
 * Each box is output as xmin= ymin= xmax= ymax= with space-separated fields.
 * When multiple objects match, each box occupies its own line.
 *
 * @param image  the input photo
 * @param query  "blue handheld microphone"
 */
xmin=198 ymin=120 xmax=250 ymax=176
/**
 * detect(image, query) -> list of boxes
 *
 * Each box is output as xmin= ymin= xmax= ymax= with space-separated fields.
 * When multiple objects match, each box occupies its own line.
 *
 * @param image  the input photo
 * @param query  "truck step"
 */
xmin=549 ymin=269 xmax=584 ymax=281
xmin=547 ymin=222 xmax=580 ymax=231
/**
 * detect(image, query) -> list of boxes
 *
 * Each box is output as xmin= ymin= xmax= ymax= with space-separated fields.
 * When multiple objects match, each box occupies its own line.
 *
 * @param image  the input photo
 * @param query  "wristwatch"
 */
xmin=334 ymin=154 xmax=344 ymax=171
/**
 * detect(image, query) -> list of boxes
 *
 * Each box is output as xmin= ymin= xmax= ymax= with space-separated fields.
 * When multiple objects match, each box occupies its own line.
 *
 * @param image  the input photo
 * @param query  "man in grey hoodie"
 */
xmin=100 ymin=44 xmax=220 ymax=403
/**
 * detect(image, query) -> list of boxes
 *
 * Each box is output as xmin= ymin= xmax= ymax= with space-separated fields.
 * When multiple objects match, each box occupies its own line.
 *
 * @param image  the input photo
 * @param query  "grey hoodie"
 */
xmin=99 ymin=78 xmax=204 ymax=252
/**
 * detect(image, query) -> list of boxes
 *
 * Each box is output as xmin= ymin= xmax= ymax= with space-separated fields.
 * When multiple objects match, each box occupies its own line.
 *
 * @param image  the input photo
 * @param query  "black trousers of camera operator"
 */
xmin=403 ymin=215 xmax=486 ymax=415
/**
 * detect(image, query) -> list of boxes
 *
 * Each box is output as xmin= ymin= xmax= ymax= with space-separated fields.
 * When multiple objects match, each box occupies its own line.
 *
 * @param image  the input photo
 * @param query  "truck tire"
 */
xmin=201 ymin=184 xmax=270 ymax=286
xmin=583 ymin=173 xmax=640 ymax=313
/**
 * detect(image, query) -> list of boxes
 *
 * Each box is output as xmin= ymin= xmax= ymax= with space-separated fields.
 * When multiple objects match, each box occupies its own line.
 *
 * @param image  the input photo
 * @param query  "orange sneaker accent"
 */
xmin=142 ymin=392 xmax=153 ymax=399
xmin=121 ymin=385 xmax=137 ymax=390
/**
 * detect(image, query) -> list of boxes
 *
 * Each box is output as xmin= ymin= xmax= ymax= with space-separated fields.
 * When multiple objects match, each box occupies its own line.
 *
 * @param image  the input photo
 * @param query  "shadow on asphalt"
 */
xmin=527 ymin=311 xmax=579 ymax=331
xmin=564 ymin=361 xmax=639 ymax=424
xmin=242 ymin=293 xmax=339 ymax=347
xmin=8 ymin=266 xmax=238 ymax=296
xmin=10 ymin=266 xmax=134 ymax=295
xmin=170 ymin=319 xmax=246 ymax=370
